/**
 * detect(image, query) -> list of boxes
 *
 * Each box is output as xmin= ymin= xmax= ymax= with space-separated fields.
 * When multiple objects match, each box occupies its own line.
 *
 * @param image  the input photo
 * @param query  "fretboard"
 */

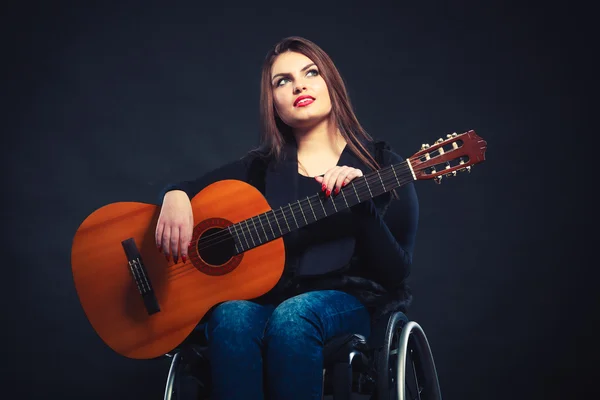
xmin=227 ymin=159 xmax=416 ymax=254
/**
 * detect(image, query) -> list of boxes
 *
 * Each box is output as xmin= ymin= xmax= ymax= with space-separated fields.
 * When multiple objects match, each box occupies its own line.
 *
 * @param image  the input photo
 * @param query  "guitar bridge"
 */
xmin=121 ymin=238 xmax=160 ymax=315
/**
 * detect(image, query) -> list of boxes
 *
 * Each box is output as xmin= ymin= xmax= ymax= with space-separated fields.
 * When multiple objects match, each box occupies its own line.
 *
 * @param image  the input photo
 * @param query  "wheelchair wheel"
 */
xmin=164 ymin=347 xmax=212 ymax=400
xmin=377 ymin=314 xmax=442 ymax=400
xmin=164 ymin=352 xmax=182 ymax=400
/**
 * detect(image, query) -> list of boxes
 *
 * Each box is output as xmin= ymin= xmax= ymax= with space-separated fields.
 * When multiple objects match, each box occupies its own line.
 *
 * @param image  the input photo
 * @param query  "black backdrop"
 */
xmin=3 ymin=1 xmax=594 ymax=399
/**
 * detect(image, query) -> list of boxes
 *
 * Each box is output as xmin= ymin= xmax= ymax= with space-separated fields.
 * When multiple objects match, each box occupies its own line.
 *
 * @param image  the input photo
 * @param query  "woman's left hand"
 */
xmin=314 ymin=166 xmax=363 ymax=196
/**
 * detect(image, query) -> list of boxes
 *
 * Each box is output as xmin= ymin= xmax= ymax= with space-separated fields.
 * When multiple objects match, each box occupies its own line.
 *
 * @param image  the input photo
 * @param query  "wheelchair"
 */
xmin=162 ymin=310 xmax=442 ymax=400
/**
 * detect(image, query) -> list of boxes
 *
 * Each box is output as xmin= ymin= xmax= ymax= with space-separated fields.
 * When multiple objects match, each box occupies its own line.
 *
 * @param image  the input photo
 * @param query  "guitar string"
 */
xmin=191 ymin=148 xmax=463 ymax=252
xmin=183 ymin=165 xmax=423 ymax=254
xmin=174 ymin=151 xmax=463 ymax=255
xmin=167 ymin=146 xmax=464 ymax=254
xmin=190 ymin=163 xmax=413 ymax=247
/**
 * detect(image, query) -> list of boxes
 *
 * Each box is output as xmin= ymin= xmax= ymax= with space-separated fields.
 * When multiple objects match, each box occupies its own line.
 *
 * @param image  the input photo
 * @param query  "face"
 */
xmin=270 ymin=51 xmax=332 ymax=130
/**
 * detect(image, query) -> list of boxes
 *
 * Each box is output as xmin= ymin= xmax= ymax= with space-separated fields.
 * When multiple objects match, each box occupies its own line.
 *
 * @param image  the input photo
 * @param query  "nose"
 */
xmin=293 ymin=81 xmax=306 ymax=94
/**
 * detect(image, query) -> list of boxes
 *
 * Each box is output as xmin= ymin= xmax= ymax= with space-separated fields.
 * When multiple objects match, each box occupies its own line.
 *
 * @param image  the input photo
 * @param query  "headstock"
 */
xmin=408 ymin=130 xmax=487 ymax=184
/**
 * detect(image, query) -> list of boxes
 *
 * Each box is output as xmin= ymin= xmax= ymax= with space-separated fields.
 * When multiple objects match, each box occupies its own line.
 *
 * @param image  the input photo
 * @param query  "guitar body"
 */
xmin=71 ymin=180 xmax=285 ymax=360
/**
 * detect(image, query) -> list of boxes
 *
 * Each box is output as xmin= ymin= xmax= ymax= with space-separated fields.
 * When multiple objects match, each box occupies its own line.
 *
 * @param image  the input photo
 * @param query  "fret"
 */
xmin=331 ymin=196 xmax=337 ymax=212
xmin=340 ymin=189 xmax=349 ymax=208
xmin=257 ymin=214 xmax=269 ymax=241
xmin=306 ymin=196 xmax=317 ymax=221
xmin=352 ymin=183 xmax=360 ymax=203
xmin=297 ymin=199 xmax=308 ymax=225
xmin=280 ymin=206 xmax=291 ymax=232
xmin=234 ymin=224 xmax=243 ymax=251
xmin=271 ymin=209 xmax=283 ymax=235
xmin=319 ymin=196 xmax=327 ymax=217
xmin=227 ymin=226 xmax=240 ymax=253
xmin=384 ymin=167 xmax=394 ymax=188
xmin=237 ymin=222 xmax=250 ymax=250
xmin=288 ymin=203 xmax=300 ymax=228
xmin=250 ymin=217 xmax=263 ymax=244
xmin=364 ymin=177 xmax=373 ymax=197
xmin=390 ymin=164 xmax=400 ymax=186
xmin=377 ymin=170 xmax=386 ymax=192
xmin=265 ymin=212 xmax=276 ymax=238
xmin=244 ymin=220 xmax=256 ymax=247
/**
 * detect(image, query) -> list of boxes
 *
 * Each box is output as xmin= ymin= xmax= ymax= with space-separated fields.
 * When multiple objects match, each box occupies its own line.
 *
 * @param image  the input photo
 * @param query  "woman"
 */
xmin=155 ymin=36 xmax=419 ymax=400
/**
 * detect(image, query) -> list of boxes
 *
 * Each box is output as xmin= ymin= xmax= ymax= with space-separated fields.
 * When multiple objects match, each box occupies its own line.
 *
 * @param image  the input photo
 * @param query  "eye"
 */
xmin=276 ymin=77 xmax=289 ymax=87
xmin=274 ymin=69 xmax=319 ymax=88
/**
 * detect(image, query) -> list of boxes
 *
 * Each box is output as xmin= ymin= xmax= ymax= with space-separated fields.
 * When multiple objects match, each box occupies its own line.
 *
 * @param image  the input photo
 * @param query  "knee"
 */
xmin=264 ymin=294 xmax=323 ymax=346
xmin=206 ymin=300 xmax=264 ymax=342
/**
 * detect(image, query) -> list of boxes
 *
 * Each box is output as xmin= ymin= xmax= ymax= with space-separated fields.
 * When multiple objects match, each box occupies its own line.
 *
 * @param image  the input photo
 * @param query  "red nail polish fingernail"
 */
xmin=182 ymin=255 xmax=187 ymax=263
xmin=326 ymin=189 xmax=331 ymax=197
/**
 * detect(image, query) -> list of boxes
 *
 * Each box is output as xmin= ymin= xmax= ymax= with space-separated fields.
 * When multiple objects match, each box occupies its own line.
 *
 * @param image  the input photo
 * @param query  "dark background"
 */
xmin=3 ymin=1 xmax=593 ymax=399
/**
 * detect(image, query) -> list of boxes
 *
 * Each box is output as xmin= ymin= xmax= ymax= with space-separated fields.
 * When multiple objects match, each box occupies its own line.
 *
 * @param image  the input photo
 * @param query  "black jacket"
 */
xmin=159 ymin=138 xmax=419 ymax=322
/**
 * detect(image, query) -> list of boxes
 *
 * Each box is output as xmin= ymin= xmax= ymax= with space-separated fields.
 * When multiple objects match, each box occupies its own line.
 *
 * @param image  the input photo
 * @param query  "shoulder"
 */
xmin=197 ymin=149 xmax=265 ymax=183
xmin=364 ymin=138 xmax=405 ymax=167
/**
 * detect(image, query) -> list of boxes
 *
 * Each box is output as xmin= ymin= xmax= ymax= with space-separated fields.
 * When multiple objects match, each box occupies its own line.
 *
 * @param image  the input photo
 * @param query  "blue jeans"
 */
xmin=204 ymin=290 xmax=371 ymax=400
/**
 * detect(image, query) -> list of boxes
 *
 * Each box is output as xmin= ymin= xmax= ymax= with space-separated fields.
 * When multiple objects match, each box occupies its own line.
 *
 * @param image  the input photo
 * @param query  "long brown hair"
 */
xmin=256 ymin=36 xmax=382 ymax=173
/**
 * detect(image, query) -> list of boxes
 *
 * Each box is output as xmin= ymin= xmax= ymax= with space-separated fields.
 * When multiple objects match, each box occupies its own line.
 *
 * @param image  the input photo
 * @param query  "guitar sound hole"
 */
xmin=197 ymin=227 xmax=235 ymax=266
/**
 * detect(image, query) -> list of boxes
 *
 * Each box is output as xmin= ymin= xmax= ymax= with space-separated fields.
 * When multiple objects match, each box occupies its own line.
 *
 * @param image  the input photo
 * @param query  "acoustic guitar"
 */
xmin=70 ymin=130 xmax=487 ymax=359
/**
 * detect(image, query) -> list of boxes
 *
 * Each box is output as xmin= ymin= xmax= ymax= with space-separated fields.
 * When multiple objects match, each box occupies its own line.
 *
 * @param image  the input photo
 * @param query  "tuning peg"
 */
xmin=444 ymin=162 xmax=456 ymax=177
xmin=435 ymin=138 xmax=444 ymax=144
xmin=430 ymin=166 xmax=441 ymax=183
xmin=421 ymin=143 xmax=430 ymax=150
xmin=447 ymin=133 xmax=460 ymax=149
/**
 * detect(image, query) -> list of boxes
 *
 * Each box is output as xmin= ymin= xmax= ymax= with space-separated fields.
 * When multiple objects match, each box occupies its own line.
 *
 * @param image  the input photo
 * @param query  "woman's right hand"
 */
xmin=155 ymin=190 xmax=194 ymax=263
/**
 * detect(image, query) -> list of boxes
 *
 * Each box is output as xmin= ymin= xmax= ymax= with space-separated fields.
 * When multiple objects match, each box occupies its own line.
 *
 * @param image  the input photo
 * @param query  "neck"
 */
xmin=293 ymin=117 xmax=346 ymax=157
xmin=227 ymin=155 xmax=416 ymax=254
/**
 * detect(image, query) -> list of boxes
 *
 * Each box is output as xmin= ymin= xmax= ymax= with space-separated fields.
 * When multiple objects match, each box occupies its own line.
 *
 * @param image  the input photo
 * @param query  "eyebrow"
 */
xmin=271 ymin=63 xmax=316 ymax=82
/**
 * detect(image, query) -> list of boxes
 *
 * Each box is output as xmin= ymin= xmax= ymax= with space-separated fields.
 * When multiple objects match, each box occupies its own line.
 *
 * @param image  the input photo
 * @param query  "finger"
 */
xmin=319 ymin=171 xmax=330 ymax=195
xmin=155 ymin=220 xmax=164 ymax=252
xmin=180 ymin=224 xmax=192 ymax=262
xmin=162 ymin=226 xmax=171 ymax=259
xmin=346 ymin=168 xmax=363 ymax=184
xmin=324 ymin=168 xmax=343 ymax=195
xmin=170 ymin=227 xmax=181 ymax=263
xmin=321 ymin=169 xmax=334 ymax=194
xmin=334 ymin=167 xmax=353 ymax=194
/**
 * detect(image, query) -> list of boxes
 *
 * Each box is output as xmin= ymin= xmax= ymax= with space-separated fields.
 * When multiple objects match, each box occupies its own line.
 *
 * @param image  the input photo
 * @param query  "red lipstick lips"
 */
xmin=294 ymin=95 xmax=315 ymax=107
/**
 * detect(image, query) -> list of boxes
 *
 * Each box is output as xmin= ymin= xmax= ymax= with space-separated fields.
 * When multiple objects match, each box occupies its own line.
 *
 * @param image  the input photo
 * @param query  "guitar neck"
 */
xmin=228 ymin=160 xmax=416 ymax=254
